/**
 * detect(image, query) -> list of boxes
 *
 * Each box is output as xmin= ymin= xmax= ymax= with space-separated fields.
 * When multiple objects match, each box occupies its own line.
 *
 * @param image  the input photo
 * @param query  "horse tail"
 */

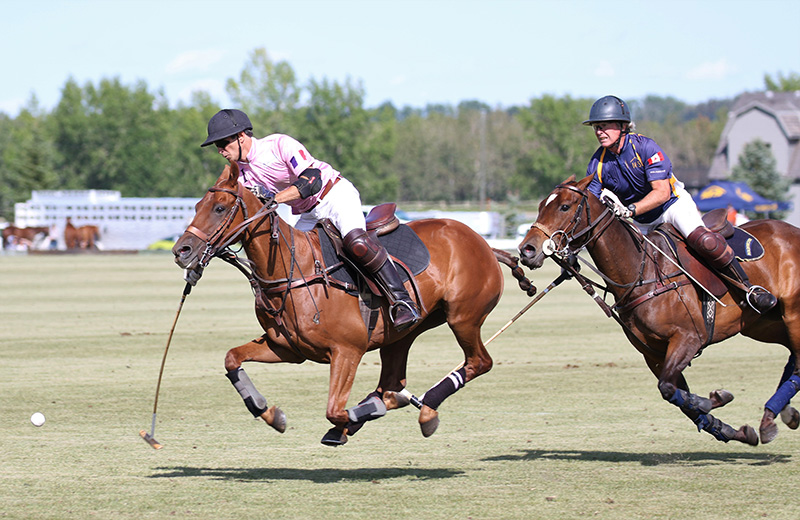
xmin=492 ymin=248 xmax=536 ymax=297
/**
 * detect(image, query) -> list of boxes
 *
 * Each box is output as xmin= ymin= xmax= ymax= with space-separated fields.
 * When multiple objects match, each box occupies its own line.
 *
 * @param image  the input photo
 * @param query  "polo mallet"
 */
xmin=139 ymin=282 xmax=192 ymax=449
xmin=400 ymin=270 xmax=570 ymax=409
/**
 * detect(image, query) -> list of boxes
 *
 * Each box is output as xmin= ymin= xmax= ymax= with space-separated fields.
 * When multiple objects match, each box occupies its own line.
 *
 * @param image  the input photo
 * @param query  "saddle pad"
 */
xmin=318 ymin=223 xmax=431 ymax=288
xmin=730 ymin=227 xmax=764 ymax=262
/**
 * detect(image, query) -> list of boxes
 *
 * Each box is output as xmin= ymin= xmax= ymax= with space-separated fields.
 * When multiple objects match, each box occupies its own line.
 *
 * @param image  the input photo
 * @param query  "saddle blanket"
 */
xmin=318 ymin=223 xmax=431 ymax=291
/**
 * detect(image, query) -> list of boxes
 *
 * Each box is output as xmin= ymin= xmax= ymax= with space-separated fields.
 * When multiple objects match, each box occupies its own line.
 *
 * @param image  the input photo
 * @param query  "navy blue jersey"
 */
xmin=586 ymin=133 xmax=679 ymax=224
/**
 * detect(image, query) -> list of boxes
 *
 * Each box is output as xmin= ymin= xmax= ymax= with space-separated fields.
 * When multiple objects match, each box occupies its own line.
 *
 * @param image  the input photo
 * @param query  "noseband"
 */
xmin=533 ymin=183 xmax=615 ymax=256
xmin=186 ymin=183 xmax=274 ymax=267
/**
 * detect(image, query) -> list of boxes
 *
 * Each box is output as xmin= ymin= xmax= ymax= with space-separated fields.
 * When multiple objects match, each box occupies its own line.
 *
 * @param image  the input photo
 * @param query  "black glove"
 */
xmin=250 ymin=184 xmax=275 ymax=205
xmin=184 ymin=265 xmax=204 ymax=286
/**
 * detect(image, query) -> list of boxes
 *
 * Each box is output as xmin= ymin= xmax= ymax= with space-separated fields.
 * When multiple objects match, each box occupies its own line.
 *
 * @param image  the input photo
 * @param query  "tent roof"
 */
xmin=695 ymin=180 xmax=792 ymax=212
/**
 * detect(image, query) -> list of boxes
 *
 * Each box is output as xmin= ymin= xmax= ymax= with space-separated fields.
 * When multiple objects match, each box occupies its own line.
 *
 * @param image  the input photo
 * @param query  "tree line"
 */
xmin=1 ymin=48 xmax=795 ymax=222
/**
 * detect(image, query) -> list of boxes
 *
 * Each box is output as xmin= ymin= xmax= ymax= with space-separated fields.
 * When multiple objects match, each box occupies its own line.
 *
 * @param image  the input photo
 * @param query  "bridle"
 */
xmin=531 ymin=183 xmax=616 ymax=257
xmin=182 ymin=184 xmax=321 ymax=358
xmin=186 ymin=183 xmax=274 ymax=268
xmin=530 ymin=183 xmax=694 ymax=359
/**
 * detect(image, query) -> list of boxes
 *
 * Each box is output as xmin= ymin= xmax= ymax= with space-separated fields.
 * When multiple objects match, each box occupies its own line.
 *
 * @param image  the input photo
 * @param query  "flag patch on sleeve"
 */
xmin=290 ymin=157 xmax=298 ymax=168
xmin=647 ymin=152 xmax=664 ymax=165
xmin=299 ymin=149 xmax=307 ymax=160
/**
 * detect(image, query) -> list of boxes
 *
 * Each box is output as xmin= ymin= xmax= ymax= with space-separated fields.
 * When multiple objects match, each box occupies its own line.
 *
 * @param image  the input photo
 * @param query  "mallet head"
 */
xmin=139 ymin=430 xmax=163 ymax=450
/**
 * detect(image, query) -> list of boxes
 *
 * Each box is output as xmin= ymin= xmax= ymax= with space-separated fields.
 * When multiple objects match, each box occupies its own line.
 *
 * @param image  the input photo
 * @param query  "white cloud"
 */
xmin=685 ymin=58 xmax=736 ymax=80
xmin=166 ymin=50 xmax=226 ymax=75
xmin=594 ymin=61 xmax=615 ymax=78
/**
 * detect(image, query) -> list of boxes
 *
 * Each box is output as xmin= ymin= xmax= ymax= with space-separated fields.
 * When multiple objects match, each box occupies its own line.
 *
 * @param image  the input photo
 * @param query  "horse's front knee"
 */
xmin=224 ymin=349 xmax=242 ymax=372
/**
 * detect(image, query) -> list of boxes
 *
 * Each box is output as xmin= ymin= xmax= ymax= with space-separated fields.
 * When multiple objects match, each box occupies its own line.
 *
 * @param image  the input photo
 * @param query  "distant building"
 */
xmin=14 ymin=190 xmax=198 ymax=250
xmin=13 ymin=189 xmax=299 ymax=250
xmin=707 ymin=90 xmax=800 ymax=225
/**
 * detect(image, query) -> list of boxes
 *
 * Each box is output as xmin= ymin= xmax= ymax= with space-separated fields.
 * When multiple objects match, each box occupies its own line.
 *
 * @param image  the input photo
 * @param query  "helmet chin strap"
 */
xmin=609 ymin=124 xmax=628 ymax=153
xmin=234 ymin=134 xmax=247 ymax=162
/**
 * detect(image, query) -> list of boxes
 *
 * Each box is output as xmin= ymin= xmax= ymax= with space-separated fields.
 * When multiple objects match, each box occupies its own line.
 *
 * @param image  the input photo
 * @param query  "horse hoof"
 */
xmin=320 ymin=427 xmax=348 ymax=446
xmin=261 ymin=406 xmax=286 ymax=433
xmin=709 ymin=389 xmax=734 ymax=408
xmin=738 ymin=425 xmax=759 ymax=446
xmin=759 ymin=420 xmax=778 ymax=444
xmin=383 ymin=390 xmax=410 ymax=410
xmin=780 ymin=406 xmax=800 ymax=430
xmin=419 ymin=406 xmax=439 ymax=438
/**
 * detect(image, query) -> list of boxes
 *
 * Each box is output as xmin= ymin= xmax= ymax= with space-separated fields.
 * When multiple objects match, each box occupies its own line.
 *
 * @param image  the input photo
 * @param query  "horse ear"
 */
xmin=565 ymin=175 xmax=576 ymax=183
xmin=215 ymin=161 xmax=240 ymax=188
xmin=576 ymin=174 xmax=593 ymax=189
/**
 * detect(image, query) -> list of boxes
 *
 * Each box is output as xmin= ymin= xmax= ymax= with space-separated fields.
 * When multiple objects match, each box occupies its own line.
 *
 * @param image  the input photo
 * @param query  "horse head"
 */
xmin=519 ymin=175 xmax=611 ymax=269
xmin=173 ymin=161 xmax=267 ymax=271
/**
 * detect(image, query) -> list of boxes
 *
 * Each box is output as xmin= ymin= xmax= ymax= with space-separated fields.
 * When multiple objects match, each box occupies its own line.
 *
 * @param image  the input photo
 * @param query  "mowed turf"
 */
xmin=1 ymin=252 xmax=797 ymax=520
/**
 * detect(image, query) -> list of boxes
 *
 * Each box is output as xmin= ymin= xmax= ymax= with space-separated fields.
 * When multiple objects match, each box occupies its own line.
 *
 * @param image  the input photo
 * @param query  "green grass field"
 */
xmin=1 ymin=252 xmax=797 ymax=519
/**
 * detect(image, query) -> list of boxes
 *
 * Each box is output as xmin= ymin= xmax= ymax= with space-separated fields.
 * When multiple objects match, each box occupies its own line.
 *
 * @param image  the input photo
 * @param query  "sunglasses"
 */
xmin=214 ymin=135 xmax=238 ymax=149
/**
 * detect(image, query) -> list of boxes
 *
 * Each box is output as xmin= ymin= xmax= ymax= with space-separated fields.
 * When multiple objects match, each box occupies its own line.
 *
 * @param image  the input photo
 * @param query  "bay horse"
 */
xmin=518 ymin=175 xmax=800 ymax=446
xmin=172 ymin=162 xmax=508 ymax=446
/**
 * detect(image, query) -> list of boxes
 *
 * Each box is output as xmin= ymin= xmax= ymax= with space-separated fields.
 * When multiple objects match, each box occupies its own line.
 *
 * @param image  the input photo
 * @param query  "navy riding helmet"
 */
xmin=200 ymin=109 xmax=253 ymax=147
xmin=583 ymin=96 xmax=631 ymax=126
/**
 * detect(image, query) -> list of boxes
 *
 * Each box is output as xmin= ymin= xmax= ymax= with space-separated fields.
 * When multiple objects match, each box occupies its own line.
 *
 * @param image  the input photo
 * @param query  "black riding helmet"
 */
xmin=200 ymin=109 xmax=253 ymax=147
xmin=582 ymin=95 xmax=631 ymax=126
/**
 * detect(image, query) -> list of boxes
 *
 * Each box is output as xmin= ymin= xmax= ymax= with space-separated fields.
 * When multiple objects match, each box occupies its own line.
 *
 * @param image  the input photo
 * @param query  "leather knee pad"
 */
xmin=686 ymin=226 xmax=733 ymax=269
xmin=343 ymin=228 xmax=388 ymax=273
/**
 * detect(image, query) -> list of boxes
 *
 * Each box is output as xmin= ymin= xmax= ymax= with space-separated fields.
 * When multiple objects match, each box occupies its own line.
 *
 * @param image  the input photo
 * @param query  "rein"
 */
xmin=186 ymin=184 xmax=330 ymax=359
xmin=538 ymin=183 xmax=694 ymax=360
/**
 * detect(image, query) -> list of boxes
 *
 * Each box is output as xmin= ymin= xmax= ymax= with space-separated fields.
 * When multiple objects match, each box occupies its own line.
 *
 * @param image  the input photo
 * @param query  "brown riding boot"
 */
xmin=343 ymin=228 xmax=421 ymax=331
xmin=687 ymin=226 xmax=777 ymax=314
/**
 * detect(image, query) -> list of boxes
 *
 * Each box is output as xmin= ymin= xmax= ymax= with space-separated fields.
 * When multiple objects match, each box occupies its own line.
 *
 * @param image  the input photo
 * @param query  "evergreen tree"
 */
xmin=731 ymin=139 xmax=791 ymax=218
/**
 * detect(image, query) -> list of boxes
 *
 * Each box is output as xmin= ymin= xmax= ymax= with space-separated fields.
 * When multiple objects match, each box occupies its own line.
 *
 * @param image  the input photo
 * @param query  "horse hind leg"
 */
xmin=417 ymin=335 xmax=493 ymax=438
xmin=760 ymin=374 xmax=800 ymax=443
xmin=760 ymin=355 xmax=800 ymax=443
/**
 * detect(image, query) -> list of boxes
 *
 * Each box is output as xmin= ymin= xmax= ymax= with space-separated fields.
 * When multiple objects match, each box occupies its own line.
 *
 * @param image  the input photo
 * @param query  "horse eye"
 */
xmin=214 ymin=204 xmax=226 ymax=214
xmin=560 ymin=204 xmax=571 ymax=212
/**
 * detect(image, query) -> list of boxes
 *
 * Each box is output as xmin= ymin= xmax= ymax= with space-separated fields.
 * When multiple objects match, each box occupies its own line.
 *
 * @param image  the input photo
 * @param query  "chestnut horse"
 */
xmin=519 ymin=175 xmax=800 ymax=446
xmin=64 ymin=218 xmax=100 ymax=249
xmin=3 ymin=225 xmax=49 ymax=248
xmin=172 ymin=162 xmax=505 ymax=446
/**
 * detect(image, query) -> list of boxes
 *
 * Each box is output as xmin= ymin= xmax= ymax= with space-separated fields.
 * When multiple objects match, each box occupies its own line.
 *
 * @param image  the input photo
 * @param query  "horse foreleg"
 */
xmin=659 ymin=381 xmax=758 ymax=445
xmin=320 ymin=347 xmax=364 ymax=447
xmin=224 ymin=337 xmax=301 ymax=433
xmin=345 ymin=339 xmax=414 ymax=438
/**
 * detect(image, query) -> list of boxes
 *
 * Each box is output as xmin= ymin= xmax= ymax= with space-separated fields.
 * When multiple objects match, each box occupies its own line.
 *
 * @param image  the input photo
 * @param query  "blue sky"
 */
xmin=2 ymin=0 xmax=798 ymax=116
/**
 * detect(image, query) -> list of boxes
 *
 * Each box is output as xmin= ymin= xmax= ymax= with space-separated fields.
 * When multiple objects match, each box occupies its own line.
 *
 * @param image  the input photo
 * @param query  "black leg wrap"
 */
xmin=226 ymin=368 xmax=268 ymax=418
xmin=668 ymin=388 xmax=713 ymax=416
xmin=698 ymin=414 xmax=737 ymax=442
xmin=422 ymin=367 xmax=467 ymax=411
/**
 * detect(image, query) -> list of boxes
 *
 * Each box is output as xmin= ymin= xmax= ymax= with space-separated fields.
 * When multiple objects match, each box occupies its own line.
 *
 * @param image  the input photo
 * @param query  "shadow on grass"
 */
xmin=149 ymin=466 xmax=464 ymax=482
xmin=483 ymin=449 xmax=792 ymax=467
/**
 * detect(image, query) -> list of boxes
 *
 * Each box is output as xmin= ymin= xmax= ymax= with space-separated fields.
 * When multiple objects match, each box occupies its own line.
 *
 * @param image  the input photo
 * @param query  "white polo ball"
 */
xmin=30 ymin=412 xmax=46 ymax=427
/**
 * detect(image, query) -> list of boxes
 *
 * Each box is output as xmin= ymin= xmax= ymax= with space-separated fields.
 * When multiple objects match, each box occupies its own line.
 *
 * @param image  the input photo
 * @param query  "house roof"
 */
xmin=710 ymin=91 xmax=800 ymax=180
xmin=727 ymin=91 xmax=800 ymax=141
